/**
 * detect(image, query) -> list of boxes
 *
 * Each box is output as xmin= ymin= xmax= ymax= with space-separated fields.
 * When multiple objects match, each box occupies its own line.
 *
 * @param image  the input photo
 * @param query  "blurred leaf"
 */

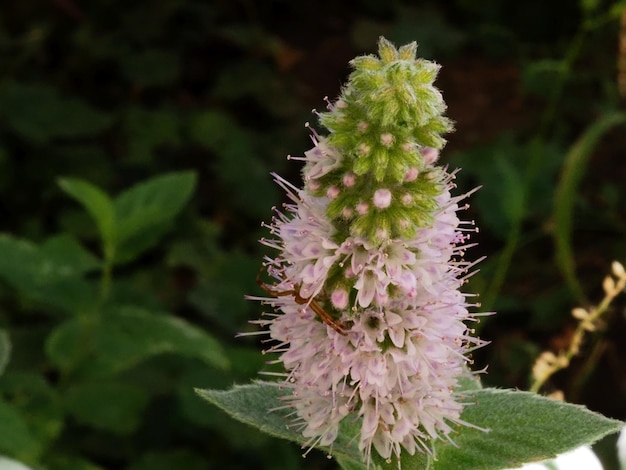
xmin=0 ymin=330 xmax=9 ymax=378
xmin=521 ymin=60 xmax=567 ymax=99
xmin=120 ymin=50 xmax=180 ymax=87
xmin=0 ymin=82 xmax=111 ymax=142
xmin=124 ymin=107 xmax=180 ymax=163
xmin=429 ymin=389 xmax=623 ymax=470
xmin=40 ymin=235 xmax=101 ymax=274
xmin=58 ymin=178 xmax=116 ymax=258
xmin=553 ymin=113 xmax=626 ymax=301
xmin=114 ymin=171 xmax=196 ymax=263
xmin=0 ymin=234 xmax=96 ymax=314
xmin=94 ymin=306 xmax=229 ymax=373
xmin=63 ymin=381 xmax=149 ymax=435
xmin=0 ymin=400 xmax=41 ymax=462
xmin=47 ymin=306 xmax=229 ymax=375
xmin=45 ymin=316 xmax=96 ymax=374
xmin=0 ymin=372 xmax=64 ymax=450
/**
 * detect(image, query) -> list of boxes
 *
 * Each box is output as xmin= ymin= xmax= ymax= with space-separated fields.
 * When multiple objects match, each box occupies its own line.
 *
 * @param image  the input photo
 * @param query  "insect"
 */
xmin=256 ymin=268 xmax=348 ymax=336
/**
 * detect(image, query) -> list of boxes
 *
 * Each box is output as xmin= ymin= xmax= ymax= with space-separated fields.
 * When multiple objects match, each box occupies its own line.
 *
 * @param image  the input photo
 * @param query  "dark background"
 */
xmin=1 ymin=0 xmax=625 ymax=468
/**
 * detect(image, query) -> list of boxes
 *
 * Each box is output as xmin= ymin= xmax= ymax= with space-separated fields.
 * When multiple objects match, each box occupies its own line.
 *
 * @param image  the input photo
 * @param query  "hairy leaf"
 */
xmin=198 ymin=384 xmax=622 ymax=470
xmin=430 ymin=389 xmax=623 ymax=470
xmin=196 ymin=382 xmax=364 ymax=464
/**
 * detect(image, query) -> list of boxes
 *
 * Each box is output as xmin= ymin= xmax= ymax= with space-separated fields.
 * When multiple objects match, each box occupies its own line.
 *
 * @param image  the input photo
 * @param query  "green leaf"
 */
xmin=63 ymin=381 xmax=149 ymax=435
xmin=196 ymin=382 xmax=363 ymax=463
xmin=0 ymin=330 xmax=10 ymax=378
xmin=46 ymin=307 xmax=229 ymax=375
xmin=114 ymin=171 xmax=196 ymax=263
xmin=95 ymin=307 xmax=229 ymax=370
xmin=0 ymin=82 xmax=111 ymax=142
xmin=0 ymin=234 xmax=96 ymax=315
xmin=553 ymin=113 xmax=626 ymax=302
xmin=0 ymin=400 xmax=41 ymax=462
xmin=58 ymin=178 xmax=116 ymax=259
xmin=95 ymin=306 xmax=229 ymax=373
xmin=0 ymin=372 xmax=64 ymax=450
xmin=336 ymin=455 xmax=368 ymax=470
xmin=40 ymin=234 xmax=101 ymax=275
xmin=45 ymin=317 xmax=96 ymax=374
xmin=198 ymin=385 xmax=622 ymax=470
xmin=429 ymin=389 xmax=623 ymax=470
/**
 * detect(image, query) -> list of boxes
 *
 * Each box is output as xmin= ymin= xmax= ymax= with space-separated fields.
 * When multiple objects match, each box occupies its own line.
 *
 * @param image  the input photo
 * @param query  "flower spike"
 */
xmin=249 ymin=37 xmax=487 ymax=468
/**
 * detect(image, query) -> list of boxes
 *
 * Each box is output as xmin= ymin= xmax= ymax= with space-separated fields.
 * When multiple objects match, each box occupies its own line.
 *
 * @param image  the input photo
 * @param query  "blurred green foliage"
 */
xmin=0 ymin=0 xmax=625 ymax=469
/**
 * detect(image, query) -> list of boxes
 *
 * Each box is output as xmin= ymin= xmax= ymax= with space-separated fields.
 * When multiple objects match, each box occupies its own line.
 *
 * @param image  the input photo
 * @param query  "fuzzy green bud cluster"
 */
xmin=305 ymin=37 xmax=453 ymax=245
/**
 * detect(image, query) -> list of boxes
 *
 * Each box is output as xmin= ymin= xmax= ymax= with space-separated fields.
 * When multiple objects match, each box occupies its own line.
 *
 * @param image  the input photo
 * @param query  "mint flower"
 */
xmin=251 ymin=37 xmax=486 ymax=467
